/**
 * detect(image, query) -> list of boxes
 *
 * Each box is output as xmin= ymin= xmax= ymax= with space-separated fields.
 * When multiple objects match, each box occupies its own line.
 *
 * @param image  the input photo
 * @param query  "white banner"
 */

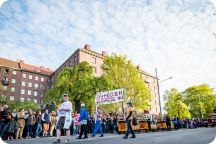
xmin=95 ymin=88 xmax=124 ymax=105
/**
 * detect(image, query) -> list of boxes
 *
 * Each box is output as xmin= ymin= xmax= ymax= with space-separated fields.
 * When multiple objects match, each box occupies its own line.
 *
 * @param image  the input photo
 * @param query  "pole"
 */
xmin=122 ymin=89 xmax=125 ymax=117
xmin=155 ymin=68 xmax=162 ymax=116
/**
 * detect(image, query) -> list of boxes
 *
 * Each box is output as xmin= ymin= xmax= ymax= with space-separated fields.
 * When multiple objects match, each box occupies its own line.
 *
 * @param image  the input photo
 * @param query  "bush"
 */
xmin=7 ymin=101 xmax=40 ymax=111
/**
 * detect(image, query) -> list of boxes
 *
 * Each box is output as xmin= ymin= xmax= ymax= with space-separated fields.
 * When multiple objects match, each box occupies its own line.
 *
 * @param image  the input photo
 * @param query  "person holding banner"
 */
xmin=91 ymin=107 xmax=104 ymax=138
xmin=123 ymin=101 xmax=136 ymax=139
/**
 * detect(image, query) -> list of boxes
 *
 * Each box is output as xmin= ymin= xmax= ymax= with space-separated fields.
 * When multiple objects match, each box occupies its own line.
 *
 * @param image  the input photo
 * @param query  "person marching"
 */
xmin=123 ymin=101 xmax=136 ymax=139
xmin=92 ymin=107 xmax=104 ymax=138
xmin=53 ymin=94 xmax=72 ymax=144
xmin=77 ymin=103 xmax=88 ymax=139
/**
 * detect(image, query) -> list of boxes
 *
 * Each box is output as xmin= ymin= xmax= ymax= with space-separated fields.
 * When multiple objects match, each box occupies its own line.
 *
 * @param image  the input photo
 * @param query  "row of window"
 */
xmin=20 ymin=89 xmax=43 ymax=97
xmin=19 ymin=97 xmax=38 ymax=103
xmin=1 ymin=69 xmax=46 ymax=83
xmin=22 ymin=73 xmax=44 ymax=82
xmin=21 ymin=82 xmax=43 ymax=88
xmin=4 ymin=95 xmax=41 ymax=104
xmin=22 ymin=73 xmax=44 ymax=81
xmin=0 ymin=68 xmax=17 ymax=75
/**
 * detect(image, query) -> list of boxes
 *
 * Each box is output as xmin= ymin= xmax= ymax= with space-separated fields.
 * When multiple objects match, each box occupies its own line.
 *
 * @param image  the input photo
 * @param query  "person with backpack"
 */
xmin=123 ymin=101 xmax=136 ymax=139
xmin=77 ymin=103 xmax=88 ymax=139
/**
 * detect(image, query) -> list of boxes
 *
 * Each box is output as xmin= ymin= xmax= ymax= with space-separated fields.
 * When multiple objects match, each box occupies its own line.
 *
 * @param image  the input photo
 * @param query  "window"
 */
xmin=40 ymin=84 xmax=43 ymax=89
xmin=34 ymin=91 xmax=38 ymax=96
xmin=69 ymin=61 xmax=71 ymax=66
xmin=39 ymin=100 xmax=43 ymax=104
xmin=34 ymin=83 xmax=38 ymax=88
xmin=74 ymin=56 xmax=77 ymax=63
xmin=23 ymin=73 xmax=26 ymax=78
xmin=92 ymin=57 xmax=96 ymax=64
xmin=41 ymin=77 xmax=44 ymax=82
xmin=11 ymin=79 xmax=16 ymax=84
xmin=33 ymin=99 xmax=37 ymax=104
xmin=10 ymin=96 xmax=14 ymax=101
xmin=10 ymin=87 xmax=15 ymax=92
xmin=28 ymin=83 xmax=32 ymax=87
xmin=20 ymin=98 xmax=25 ymax=102
xmin=21 ymin=89 xmax=25 ymax=94
xmin=28 ymin=90 xmax=31 ymax=96
xmin=12 ymin=71 xmax=16 ymax=75
xmin=41 ymin=94 xmax=43 ymax=97
xmin=27 ymin=98 xmax=31 ymax=101
xmin=21 ymin=81 xmax=25 ymax=86
xmin=29 ymin=75 xmax=32 ymax=79
xmin=35 ymin=76 xmax=38 ymax=81
xmin=155 ymin=100 xmax=157 ymax=104
xmin=5 ymin=68 xmax=9 ymax=74
xmin=2 ymin=77 xmax=9 ymax=85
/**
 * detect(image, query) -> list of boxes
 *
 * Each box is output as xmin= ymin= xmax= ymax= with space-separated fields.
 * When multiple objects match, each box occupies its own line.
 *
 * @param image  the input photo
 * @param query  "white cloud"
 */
xmin=0 ymin=0 xmax=216 ymax=96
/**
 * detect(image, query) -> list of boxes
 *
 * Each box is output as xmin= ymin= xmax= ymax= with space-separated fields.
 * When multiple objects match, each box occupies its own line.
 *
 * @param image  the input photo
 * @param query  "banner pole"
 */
xmin=122 ymin=89 xmax=125 ymax=117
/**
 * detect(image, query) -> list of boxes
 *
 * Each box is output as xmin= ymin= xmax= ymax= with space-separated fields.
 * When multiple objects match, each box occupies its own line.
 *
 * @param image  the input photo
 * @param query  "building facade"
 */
xmin=50 ymin=44 xmax=161 ymax=115
xmin=0 ymin=58 xmax=52 ymax=105
xmin=0 ymin=44 xmax=160 ymax=115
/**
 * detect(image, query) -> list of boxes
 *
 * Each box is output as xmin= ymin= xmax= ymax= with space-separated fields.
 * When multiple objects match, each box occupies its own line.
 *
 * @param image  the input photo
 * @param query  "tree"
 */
xmin=7 ymin=101 xmax=40 ymax=111
xmin=45 ymin=62 xmax=113 ymax=113
xmin=182 ymin=84 xmax=216 ymax=118
xmin=163 ymin=88 xmax=191 ymax=118
xmin=102 ymin=53 xmax=151 ymax=110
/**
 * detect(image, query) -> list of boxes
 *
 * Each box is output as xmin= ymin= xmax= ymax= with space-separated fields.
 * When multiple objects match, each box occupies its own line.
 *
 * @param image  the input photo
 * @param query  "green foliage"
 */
xmin=182 ymin=84 xmax=216 ymax=118
xmin=7 ymin=101 xmax=40 ymax=111
xmin=163 ymin=88 xmax=191 ymax=118
xmin=45 ymin=62 xmax=113 ymax=113
xmin=102 ymin=53 xmax=151 ymax=111
xmin=164 ymin=84 xmax=216 ymax=118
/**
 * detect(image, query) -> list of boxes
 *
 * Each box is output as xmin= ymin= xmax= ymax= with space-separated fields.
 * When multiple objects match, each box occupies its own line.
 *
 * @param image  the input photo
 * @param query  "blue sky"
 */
xmin=0 ymin=0 xmax=216 ymax=97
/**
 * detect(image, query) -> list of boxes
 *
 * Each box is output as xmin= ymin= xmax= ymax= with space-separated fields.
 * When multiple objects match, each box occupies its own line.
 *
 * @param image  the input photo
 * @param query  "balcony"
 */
xmin=2 ymin=77 xmax=9 ymax=86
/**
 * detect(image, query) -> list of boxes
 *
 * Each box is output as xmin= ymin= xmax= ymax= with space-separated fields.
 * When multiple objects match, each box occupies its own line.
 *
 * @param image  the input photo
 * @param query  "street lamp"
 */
xmin=155 ymin=68 xmax=173 ymax=116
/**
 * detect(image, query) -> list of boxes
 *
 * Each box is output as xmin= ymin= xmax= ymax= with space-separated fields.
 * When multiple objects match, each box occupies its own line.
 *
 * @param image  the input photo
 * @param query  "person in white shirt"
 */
xmin=53 ymin=94 xmax=72 ymax=144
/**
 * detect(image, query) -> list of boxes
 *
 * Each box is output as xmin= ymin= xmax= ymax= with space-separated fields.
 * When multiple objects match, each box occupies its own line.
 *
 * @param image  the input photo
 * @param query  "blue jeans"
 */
xmin=125 ymin=120 xmax=135 ymax=137
xmin=26 ymin=125 xmax=33 ymax=137
xmin=35 ymin=123 xmax=42 ymax=137
xmin=92 ymin=120 xmax=103 ymax=136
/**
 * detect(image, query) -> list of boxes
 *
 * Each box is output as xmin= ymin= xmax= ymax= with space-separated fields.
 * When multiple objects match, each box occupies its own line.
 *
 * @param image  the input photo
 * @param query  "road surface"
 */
xmin=5 ymin=127 xmax=216 ymax=144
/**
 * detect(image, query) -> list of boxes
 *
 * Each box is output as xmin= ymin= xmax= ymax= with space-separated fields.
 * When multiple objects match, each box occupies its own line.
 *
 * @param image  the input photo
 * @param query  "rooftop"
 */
xmin=0 ymin=57 xmax=53 ymax=76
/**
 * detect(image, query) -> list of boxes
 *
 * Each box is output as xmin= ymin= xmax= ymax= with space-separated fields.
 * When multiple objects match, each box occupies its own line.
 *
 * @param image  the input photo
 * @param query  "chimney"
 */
xmin=102 ymin=51 xmax=108 ymax=56
xmin=18 ymin=59 xmax=24 ymax=63
xmin=84 ymin=44 xmax=91 ymax=50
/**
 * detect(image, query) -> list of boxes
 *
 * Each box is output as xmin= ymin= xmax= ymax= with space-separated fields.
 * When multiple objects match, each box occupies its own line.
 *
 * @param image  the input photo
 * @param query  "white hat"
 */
xmin=62 ymin=94 xmax=68 ymax=97
xmin=81 ymin=103 xmax=85 ymax=107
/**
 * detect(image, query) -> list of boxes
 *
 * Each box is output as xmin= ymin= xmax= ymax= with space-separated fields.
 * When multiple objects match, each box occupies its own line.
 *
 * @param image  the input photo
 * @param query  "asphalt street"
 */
xmin=5 ymin=127 xmax=216 ymax=144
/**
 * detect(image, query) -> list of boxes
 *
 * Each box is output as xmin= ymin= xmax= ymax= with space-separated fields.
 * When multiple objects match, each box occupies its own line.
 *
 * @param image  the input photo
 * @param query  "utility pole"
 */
xmin=155 ymin=68 xmax=162 ymax=115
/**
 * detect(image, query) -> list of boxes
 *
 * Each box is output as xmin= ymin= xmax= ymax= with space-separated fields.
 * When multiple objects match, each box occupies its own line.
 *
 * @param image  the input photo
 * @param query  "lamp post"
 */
xmin=155 ymin=68 xmax=173 ymax=116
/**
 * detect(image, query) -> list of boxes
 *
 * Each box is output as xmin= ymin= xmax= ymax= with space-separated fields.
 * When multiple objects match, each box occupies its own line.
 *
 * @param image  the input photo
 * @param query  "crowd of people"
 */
xmin=0 ymin=102 xmax=205 ymax=142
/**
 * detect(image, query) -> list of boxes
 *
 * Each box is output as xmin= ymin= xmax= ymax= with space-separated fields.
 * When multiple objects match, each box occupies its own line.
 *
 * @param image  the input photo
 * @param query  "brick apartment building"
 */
xmin=50 ymin=44 xmax=161 ymax=115
xmin=0 ymin=44 xmax=160 ymax=115
xmin=0 ymin=58 xmax=52 ymax=105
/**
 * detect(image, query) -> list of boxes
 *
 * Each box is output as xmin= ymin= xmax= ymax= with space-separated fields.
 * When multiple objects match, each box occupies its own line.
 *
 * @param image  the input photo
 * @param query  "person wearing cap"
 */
xmin=92 ymin=107 xmax=104 ymax=138
xmin=123 ymin=101 xmax=136 ymax=139
xmin=77 ymin=103 xmax=88 ymax=139
xmin=53 ymin=94 xmax=72 ymax=143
